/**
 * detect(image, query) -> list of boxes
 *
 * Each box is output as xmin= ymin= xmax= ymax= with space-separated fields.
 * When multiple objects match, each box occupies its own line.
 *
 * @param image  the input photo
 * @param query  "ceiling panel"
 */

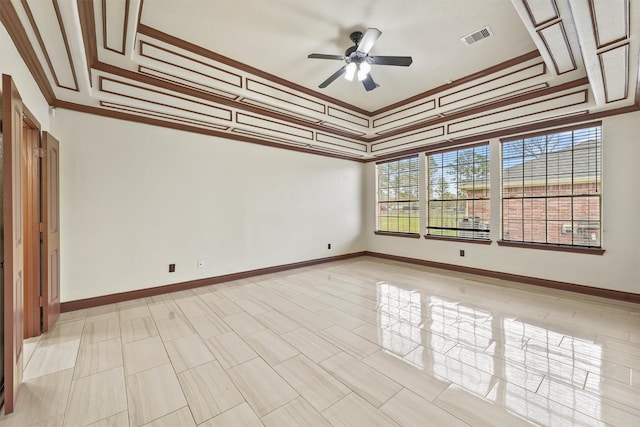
xmin=1 ymin=0 xmax=638 ymax=161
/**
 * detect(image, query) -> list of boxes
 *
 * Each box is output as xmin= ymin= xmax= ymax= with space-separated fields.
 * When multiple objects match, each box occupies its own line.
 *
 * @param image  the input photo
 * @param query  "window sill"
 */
xmin=424 ymin=235 xmax=492 ymax=245
xmin=497 ymin=240 xmax=605 ymax=255
xmin=374 ymin=231 xmax=421 ymax=239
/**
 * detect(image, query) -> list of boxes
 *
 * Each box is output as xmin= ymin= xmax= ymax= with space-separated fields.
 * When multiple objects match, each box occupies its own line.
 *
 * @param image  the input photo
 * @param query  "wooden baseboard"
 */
xmin=61 ymin=249 xmax=639 ymax=312
xmin=60 ymin=252 xmax=366 ymax=312
xmin=364 ymin=251 xmax=640 ymax=304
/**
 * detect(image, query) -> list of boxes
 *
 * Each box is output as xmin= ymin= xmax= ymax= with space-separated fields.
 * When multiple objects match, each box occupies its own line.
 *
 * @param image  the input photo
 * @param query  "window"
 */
xmin=376 ymin=155 xmax=420 ymax=234
xmin=501 ymin=124 xmax=601 ymax=247
xmin=426 ymin=145 xmax=490 ymax=239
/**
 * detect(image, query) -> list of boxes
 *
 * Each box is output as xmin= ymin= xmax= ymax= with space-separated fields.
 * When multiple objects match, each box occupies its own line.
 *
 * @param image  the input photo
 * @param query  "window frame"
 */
xmin=375 ymin=154 xmax=421 ymax=236
xmin=425 ymin=143 xmax=491 ymax=242
xmin=499 ymin=122 xmax=604 ymax=253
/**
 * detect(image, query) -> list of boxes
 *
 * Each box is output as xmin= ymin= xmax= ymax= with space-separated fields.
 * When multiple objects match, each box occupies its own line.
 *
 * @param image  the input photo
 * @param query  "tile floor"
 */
xmin=1 ymin=256 xmax=639 ymax=426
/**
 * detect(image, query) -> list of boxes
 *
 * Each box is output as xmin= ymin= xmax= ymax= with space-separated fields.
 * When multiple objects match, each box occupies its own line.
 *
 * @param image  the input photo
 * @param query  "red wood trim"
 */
xmin=140 ymin=40 xmax=242 ymax=88
xmin=371 ymin=127 xmax=444 ymax=151
xmin=308 ymin=144 xmax=365 ymax=158
xmin=446 ymin=89 xmax=589 ymax=136
xmin=375 ymin=153 xmax=419 ymax=165
xmin=51 ymin=100 xmax=365 ymax=162
xmin=364 ymin=251 xmax=639 ymax=303
xmin=373 ymin=231 xmax=421 ymax=239
xmin=247 ymin=78 xmax=325 ymax=115
xmin=99 ymin=101 xmax=230 ymax=130
xmin=139 ymin=66 xmax=239 ymax=101
xmin=523 ymin=0 xmax=560 ymax=27
xmin=438 ymin=62 xmax=547 ymax=109
xmin=52 ymin=0 xmax=80 ymax=90
xmin=370 ymin=51 xmax=542 ymax=116
xmin=99 ymin=75 xmax=233 ymax=121
xmin=136 ymin=23 xmax=370 ymax=116
xmin=327 ymin=107 xmax=369 ymax=127
xmin=537 ymin=21 xmax=577 ymax=75
xmin=598 ymin=43 xmax=630 ymax=103
xmin=373 ymin=100 xmax=436 ymax=129
xmin=500 ymin=120 xmax=603 ymax=142
xmin=371 ymin=127 xmax=445 ymax=152
xmin=424 ymin=141 xmax=489 ymax=156
xmin=496 ymin=240 xmax=605 ymax=254
xmin=20 ymin=0 xmax=79 ymax=91
xmin=367 ymin=105 xmax=638 ymax=163
xmin=315 ymin=133 xmax=368 ymax=152
xmin=0 ymin=1 xmax=56 ymax=103
xmin=60 ymin=252 xmax=366 ymax=312
xmin=438 ymin=83 xmax=550 ymax=117
xmin=240 ymin=98 xmax=323 ymax=124
xmin=367 ymin=77 xmax=589 ymax=143
xmin=235 ymin=111 xmax=313 ymax=141
xmin=589 ymin=0 xmax=629 ymax=49
xmin=424 ymin=235 xmax=492 ymax=245
xmin=77 ymin=0 xmax=98 ymax=86
xmin=102 ymin=0 xmax=130 ymax=55
xmin=319 ymin=121 xmax=367 ymax=136
xmin=93 ymin=61 xmax=367 ymax=142
xmin=230 ymin=128 xmax=310 ymax=149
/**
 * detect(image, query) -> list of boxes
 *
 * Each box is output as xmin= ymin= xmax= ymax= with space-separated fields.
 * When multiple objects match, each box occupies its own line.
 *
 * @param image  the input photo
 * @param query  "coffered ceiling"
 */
xmin=1 ymin=0 xmax=638 ymax=160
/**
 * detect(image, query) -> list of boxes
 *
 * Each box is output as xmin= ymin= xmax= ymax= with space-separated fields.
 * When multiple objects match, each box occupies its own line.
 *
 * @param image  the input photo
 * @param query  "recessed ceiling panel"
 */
xmin=103 ymin=0 xmax=129 ymax=54
xmin=22 ymin=0 xmax=78 ymax=90
xmin=538 ymin=22 xmax=576 ymax=74
xmin=591 ymin=0 xmax=628 ymax=47
xmin=139 ymin=0 xmax=536 ymax=111
xmin=523 ymin=0 xmax=559 ymax=26
xmin=598 ymin=43 xmax=629 ymax=102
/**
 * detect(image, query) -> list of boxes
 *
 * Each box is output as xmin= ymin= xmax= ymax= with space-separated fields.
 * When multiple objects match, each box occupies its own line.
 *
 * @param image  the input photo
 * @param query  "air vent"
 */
xmin=461 ymin=26 xmax=493 ymax=45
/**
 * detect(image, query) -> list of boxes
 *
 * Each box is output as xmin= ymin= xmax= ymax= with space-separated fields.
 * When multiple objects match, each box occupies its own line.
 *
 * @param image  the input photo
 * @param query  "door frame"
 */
xmin=23 ymin=112 xmax=41 ymax=339
xmin=2 ymin=74 xmax=47 ymax=414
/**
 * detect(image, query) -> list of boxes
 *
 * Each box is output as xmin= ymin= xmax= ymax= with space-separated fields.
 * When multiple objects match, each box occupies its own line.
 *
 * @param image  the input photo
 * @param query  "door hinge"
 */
xmin=39 ymin=297 xmax=44 ymax=307
xmin=35 ymin=147 xmax=46 ymax=158
xmin=39 ymin=222 xmax=46 ymax=233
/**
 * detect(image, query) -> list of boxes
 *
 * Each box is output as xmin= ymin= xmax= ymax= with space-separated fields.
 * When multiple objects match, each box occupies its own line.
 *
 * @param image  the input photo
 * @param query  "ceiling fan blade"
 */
xmin=369 ymin=56 xmax=413 ymax=66
xmin=319 ymin=65 xmax=347 ymax=88
xmin=308 ymin=53 xmax=346 ymax=60
xmin=362 ymin=73 xmax=378 ymax=91
xmin=357 ymin=28 xmax=382 ymax=55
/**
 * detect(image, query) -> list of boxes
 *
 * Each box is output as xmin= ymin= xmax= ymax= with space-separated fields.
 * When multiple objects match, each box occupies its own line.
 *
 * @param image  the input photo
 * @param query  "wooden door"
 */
xmin=23 ymin=119 xmax=41 ymax=338
xmin=3 ymin=74 xmax=25 ymax=414
xmin=42 ymin=132 xmax=60 ymax=331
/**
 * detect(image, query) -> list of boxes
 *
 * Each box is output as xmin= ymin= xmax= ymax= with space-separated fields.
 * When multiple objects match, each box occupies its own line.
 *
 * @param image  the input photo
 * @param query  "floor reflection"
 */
xmin=375 ymin=279 xmax=616 ymax=426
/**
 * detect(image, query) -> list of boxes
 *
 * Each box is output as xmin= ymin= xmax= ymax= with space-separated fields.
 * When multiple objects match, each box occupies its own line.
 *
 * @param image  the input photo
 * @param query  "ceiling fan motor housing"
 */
xmin=349 ymin=31 xmax=364 ymax=45
xmin=308 ymin=28 xmax=412 ymax=91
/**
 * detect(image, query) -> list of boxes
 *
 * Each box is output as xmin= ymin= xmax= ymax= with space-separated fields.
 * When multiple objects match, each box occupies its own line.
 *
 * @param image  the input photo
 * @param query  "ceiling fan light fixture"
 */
xmin=345 ymin=62 xmax=357 ymax=81
xmin=357 ymin=62 xmax=371 ymax=81
xmin=309 ymin=28 xmax=412 ymax=91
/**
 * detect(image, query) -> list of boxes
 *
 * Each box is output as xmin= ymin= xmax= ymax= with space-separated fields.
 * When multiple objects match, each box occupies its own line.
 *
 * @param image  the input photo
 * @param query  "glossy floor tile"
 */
xmin=1 ymin=257 xmax=638 ymax=426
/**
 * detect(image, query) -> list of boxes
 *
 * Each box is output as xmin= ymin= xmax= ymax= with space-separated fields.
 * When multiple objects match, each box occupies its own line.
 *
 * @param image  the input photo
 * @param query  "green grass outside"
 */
xmin=378 ymin=215 xmax=420 ymax=234
xmin=378 ymin=211 xmax=481 ymax=237
xmin=426 ymin=211 xmax=459 ymax=236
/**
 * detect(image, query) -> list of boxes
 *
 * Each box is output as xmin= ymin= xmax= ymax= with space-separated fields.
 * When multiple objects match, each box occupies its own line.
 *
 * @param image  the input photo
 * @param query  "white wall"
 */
xmin=0 ymin=24 xmax=50 ymax=128
xmin=365 ymin=112 xmax=640 ymax=294
xmin=52 ymin=110 xmax=365 ymax=301
xmin=4 ymin=19 xmax=639 ymax=299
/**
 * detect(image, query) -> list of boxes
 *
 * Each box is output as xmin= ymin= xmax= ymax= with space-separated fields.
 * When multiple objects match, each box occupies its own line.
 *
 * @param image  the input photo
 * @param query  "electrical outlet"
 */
xmin=169 ymin=263 xmax=176 ymax=272
xmin=328 ymin=243 xmax=331 ymax=249
xmin=459 ymin=250 xmax=465 ymax=257
xmin=198 ymin=259 xmax=205 ymax=269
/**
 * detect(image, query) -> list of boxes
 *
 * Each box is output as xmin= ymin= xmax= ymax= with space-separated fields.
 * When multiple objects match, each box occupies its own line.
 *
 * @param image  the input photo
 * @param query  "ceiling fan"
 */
xmin=308 ymin=28 xmax=413 ymax=91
